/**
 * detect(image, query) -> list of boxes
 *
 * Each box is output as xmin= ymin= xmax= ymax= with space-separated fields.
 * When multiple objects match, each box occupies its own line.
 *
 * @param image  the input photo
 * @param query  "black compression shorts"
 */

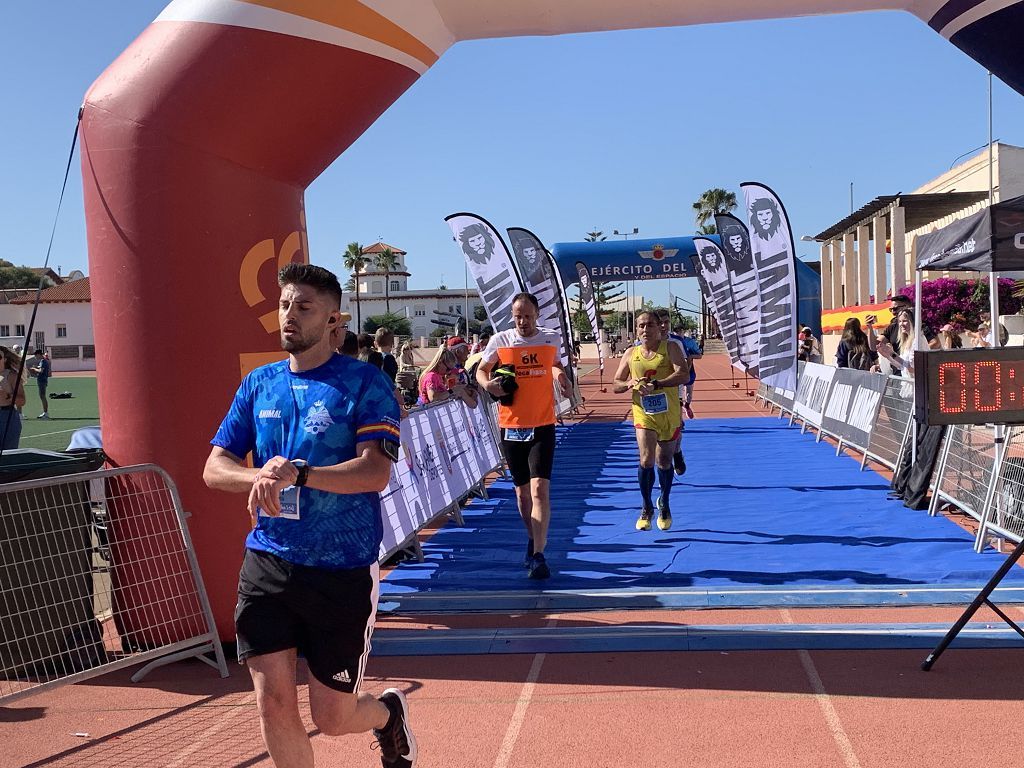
xmin=234 ymin=548 xmax=377 ymax=694
xmin=500 ymin=424 xmax=557 ymax=487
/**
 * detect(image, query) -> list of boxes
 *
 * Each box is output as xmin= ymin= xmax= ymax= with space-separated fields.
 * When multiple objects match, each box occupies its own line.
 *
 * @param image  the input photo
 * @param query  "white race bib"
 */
xmin=641 ymin=393 xmax=668 ymax=415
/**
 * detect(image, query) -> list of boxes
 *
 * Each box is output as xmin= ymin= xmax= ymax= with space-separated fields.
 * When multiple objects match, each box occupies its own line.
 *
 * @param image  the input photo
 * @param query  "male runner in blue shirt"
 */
xmin=203 ymin=263 xmax=415 ymax=768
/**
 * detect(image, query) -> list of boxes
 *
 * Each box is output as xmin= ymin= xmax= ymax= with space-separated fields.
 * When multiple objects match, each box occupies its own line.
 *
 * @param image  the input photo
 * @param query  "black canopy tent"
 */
xmin=915 ymin=193 xmax=1024 ymax=273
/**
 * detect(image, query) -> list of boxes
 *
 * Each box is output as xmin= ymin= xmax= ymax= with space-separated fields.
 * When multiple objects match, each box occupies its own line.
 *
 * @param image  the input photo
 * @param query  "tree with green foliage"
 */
xmin=0 ymin=260 xmax=49 ymax=289
xmin=363 ymin=312 xmax=412 ymax=337
xmin=373 ymin=246 xmax=401 ymax=314
xmin=342 ymin=242 xmax=366 ymax=329
xmin=692 ymin=188 xmax=738 ymax=233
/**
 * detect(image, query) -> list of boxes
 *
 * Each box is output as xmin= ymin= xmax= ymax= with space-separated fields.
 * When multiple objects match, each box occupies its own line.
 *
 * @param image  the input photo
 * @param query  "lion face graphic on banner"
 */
xmin=459 ymin=222 xmax=495 ymax=265
xmin=749 ymin=197 xmax=783 ymax=241
xmin=699 ymin=245 xmax=724 ymax=275
xmin=720 ymin=223 xmax=754 ymax=274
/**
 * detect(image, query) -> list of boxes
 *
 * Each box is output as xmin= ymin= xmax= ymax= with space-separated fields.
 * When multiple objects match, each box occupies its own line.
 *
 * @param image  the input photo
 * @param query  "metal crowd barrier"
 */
xmin=754 ymin=362 xmax=1024 ymax=558
xmin=972 ymin=426 xmax=1024 ymax=551
xmin=928 ymin=425 xmax=999 ymax=523
xmin=1 ymin=465 xmax=229 ymax=707
xmin=378 ymin=395 xmax=505 ymax=563
xmin=863 ymin=375 xmax=914 ymax=471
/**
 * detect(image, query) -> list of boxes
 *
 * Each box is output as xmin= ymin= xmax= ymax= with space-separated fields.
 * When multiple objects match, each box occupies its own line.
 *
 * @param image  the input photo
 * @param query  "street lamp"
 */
xmin=613 ymin=227 xmax=639 ymax=335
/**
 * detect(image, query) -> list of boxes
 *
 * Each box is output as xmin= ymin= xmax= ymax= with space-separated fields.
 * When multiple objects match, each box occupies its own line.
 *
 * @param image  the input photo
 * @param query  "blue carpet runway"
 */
xmin=380 ymin=417 xmax=1024 ymax=610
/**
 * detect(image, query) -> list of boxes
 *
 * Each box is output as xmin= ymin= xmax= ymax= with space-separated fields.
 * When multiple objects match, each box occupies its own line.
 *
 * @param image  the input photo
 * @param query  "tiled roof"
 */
xmin=11 ymin=277 xmax=90 ymax=304
xmin=0 ymin=289 xmax=35 ymax=305
xmin=361 ymin=241 xmax=406 ymax=255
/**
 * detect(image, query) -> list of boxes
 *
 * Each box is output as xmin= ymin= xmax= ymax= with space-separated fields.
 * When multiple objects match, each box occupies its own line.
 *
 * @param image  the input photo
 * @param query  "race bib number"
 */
xmin=260 ymin=485 xmax=301 ymax=520
xmin=641 ymin=393 xmax=668 ymax=415
xmin=504 ymin=427 xmax=535 ymax=442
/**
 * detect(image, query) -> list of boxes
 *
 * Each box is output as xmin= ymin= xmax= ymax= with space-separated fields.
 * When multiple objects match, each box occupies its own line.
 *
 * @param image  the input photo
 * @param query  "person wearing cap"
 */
xmin=445 ymin=336 xmax=478 ymax=408
xmin=797 ymin=328 xmax=822 ymax=364
xmin=327 ymin=311 xmax=352 ymax=351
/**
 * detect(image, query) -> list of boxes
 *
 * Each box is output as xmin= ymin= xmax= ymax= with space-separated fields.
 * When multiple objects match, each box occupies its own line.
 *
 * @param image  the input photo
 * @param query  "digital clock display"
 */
xmin=915 ymin=348 xmax=1024 ymax=426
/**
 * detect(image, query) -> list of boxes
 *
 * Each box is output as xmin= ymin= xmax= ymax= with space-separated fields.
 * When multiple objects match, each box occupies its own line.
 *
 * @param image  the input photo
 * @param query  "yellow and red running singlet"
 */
xmin=482 ymin=328 xmax=561 ymax=429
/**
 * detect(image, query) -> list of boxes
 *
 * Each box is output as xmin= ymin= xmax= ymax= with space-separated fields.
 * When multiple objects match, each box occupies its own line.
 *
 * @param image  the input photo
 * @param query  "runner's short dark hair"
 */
xmin=511 ymin=292 xmax=540 ymax=310
xmin=654 ymin=308 xmax=671 ymax=320
xmin=278 ymin=263 xmax=342 ymax=309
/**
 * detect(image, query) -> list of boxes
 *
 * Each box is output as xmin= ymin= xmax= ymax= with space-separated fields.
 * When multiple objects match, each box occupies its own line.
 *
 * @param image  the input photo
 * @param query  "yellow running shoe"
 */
xmin=656 ymin=497 xmax=672 ymax=531
xmin=636 ymin=508 xmax=653 ymax=531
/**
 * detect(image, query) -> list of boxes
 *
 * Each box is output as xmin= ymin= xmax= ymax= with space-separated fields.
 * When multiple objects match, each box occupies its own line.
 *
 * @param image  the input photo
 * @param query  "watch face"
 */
xmin=380 ymin=439 xmax=400 ymax=463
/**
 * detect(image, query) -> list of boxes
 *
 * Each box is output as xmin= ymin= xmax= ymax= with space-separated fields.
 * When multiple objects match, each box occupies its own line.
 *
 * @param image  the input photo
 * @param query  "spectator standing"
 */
xmin=398 ymin=341 xmax=417 ymax=370
xmin=881 ymin=295 xmax=940 ymax=352
xmin=374 ymin=328 xmax=399 ymax=382
xmin=417 ymin=347 xmax=457 ymax=405
xmin=797 ymin=328 xmax=823 ymax=364
xmin=28 ymin=349 xmax=50 ymax=419
xmin=835 ymin=318 xmax=878 ymax=370
xmin=0 ymin=346 xmax=26 ymax=450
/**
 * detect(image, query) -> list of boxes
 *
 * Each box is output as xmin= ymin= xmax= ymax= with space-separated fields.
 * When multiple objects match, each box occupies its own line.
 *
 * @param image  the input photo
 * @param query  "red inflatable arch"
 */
xmin=81 ymin=0 xmax=1024 ymax=637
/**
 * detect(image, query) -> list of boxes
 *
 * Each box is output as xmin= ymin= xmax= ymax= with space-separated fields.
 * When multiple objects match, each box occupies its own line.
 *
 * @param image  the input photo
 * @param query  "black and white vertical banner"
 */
xmin=507 ymin=227 xmax=574 ymax=384
xmin=575 ymin=261 xmax=604 ymax=373
xmin=714 ymin=212 xmax=762 ymax=376
xmin=740 ymin=182 xmax=799 ymax=391
xmin=691 ymin=238 xmax=749 ymax=374
xmin=445 ymin=212 xmax=524 ymax=333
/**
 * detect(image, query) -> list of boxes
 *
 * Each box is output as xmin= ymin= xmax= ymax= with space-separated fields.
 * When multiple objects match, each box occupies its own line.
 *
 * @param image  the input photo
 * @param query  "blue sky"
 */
xmin=3 ymin=3 xmax=1024 ymax=312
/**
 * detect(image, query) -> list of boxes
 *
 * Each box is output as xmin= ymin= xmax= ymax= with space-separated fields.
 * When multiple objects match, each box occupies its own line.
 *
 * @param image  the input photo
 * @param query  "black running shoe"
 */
xmin=528 ymin=552 xmax=551 ymax=580
xmin=673 ymin=451 xmax=687 ymax=476
xmin=374 ymin=688 xmax=417 ymax=767
xmin=524 ymin=538 xmax=535 ymax=568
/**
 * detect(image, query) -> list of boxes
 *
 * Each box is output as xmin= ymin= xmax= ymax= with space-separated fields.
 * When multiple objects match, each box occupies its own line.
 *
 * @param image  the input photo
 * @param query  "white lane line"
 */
xmin=781 ymin=609 xmax=862 ymax=768
xmin=19 ymin=426 xmax=83 ymax=440
xmin=492 ymin=618 xmax=557 ymax=768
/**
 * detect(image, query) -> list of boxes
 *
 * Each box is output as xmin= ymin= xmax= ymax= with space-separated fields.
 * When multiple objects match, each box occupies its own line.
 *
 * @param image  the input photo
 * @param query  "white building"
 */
xmin=342 ymin=242 xmax=485 ymax=339
xmin=0 ymin=278 xmax=95 ymax=371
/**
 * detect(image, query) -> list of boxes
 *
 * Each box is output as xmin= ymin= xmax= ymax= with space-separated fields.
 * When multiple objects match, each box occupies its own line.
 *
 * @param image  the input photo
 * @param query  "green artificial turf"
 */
xmin=15 ymin=376 xmax=100 ymax=453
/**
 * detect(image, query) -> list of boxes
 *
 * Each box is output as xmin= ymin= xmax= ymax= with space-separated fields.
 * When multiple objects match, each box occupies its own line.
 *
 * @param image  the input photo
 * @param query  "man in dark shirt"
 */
xmin=375 ymin=328 xmax=399 ymax=382
xmin=871 ymin=295 xmax=939 ymax=353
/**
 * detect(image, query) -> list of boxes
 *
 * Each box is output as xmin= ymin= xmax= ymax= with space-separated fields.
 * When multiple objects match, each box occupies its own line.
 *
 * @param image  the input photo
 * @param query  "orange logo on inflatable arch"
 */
xmin=239 ymin=230 xmax=307 ymax=333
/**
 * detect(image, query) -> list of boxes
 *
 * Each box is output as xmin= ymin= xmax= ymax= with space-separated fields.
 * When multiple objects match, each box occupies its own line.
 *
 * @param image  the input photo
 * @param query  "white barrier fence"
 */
xmin=757 ymin=362 xmax=1024 ymax=554
xmin=0 ymin=465 xmax=228 ymax=706
xmin=379 ymin=396 xmax=504 ymax=562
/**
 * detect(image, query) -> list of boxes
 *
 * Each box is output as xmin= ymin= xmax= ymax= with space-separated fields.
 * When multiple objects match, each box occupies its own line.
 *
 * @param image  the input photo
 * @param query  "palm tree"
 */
xmin=342 ymin=241 xmax=366 ymax=330
xmin=374 ymin=246 xmax=401 ymax=315
xmin=692 ymin=188 xmax=738 ymax=232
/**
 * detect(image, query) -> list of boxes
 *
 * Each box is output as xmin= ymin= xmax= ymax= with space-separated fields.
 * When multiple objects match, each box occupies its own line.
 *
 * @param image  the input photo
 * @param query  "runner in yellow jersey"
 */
xmin=476 ymin=293 xmax=571 ymax=579
xmin=613 ymin=310 xmax=690 ymax=532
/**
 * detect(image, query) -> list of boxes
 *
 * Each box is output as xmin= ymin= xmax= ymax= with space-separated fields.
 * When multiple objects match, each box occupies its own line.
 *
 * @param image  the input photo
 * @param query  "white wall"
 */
xmin=0 ymin=302 xmax=95 ymax=371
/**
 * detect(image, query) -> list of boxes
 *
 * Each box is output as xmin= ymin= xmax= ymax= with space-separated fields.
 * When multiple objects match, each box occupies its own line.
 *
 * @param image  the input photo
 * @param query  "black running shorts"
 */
xmin=501 ymin=423 xmax=556 ymax=487
xmin=234 ymin=548 xmax=378 ymax=694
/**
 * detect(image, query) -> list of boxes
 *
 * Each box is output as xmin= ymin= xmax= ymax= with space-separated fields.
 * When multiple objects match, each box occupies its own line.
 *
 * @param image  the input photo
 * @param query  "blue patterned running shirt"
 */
xmin=211 ymin=354 xmax=401 ymax=569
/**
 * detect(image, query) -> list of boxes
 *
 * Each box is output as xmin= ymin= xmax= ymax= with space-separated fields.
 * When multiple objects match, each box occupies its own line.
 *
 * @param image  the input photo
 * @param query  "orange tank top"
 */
xmin=496 ymin=343 xmax=557 ymax=429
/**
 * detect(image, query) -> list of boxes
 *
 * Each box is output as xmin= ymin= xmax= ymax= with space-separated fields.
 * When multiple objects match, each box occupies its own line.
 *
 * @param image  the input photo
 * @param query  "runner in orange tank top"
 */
xmin=476 ymin=293 xmax=571 ymax=579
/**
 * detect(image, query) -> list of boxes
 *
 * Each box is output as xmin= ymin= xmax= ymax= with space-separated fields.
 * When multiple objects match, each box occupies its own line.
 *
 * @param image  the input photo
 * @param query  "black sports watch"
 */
xmin=292 ymin=460 xmax=310 ymax=487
